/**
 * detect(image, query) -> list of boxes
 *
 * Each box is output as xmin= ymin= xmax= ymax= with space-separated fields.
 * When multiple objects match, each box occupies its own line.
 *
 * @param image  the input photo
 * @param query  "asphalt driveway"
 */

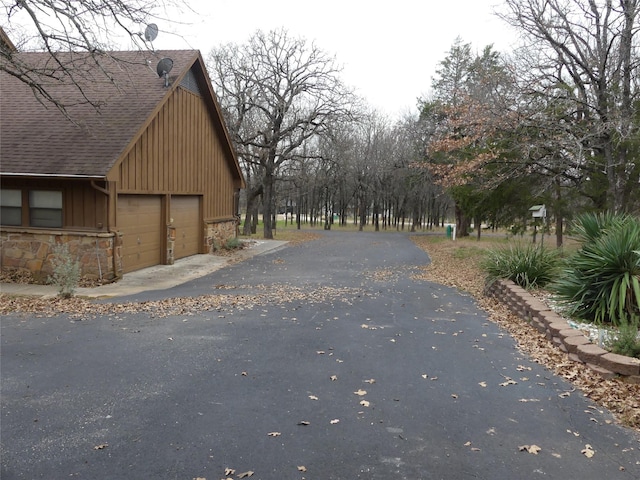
xmin=1 ymin=231 xmax=639 ymax=479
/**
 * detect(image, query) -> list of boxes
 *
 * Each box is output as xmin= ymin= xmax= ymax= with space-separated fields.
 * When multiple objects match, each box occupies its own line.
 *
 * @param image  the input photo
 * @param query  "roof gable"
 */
xmin=1 ymin=49 xmax=242 ymax=185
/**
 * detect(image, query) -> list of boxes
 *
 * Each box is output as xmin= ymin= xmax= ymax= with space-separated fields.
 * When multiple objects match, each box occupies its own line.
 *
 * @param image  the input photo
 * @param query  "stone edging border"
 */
xmin=485 ymin=279 xmax=640 ymax=385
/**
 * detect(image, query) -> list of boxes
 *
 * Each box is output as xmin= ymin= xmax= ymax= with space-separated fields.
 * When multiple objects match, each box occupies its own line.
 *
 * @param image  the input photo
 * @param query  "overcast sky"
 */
xmin=148 ymin=1 xmax=520 ymax=118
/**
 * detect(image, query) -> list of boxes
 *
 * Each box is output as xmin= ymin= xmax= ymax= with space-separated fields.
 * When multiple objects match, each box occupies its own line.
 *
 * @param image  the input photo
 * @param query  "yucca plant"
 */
xmin=480 ymin=242 xmax=562 ymax=289
xmin=570 ymin=210 xmax=631 ymax=243
xmin=552 ymin=213 xmax=640 ymax=326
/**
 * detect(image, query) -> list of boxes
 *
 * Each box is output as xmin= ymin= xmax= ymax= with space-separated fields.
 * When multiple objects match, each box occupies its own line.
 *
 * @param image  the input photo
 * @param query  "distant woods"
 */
xmin=207 ymin=0 xmax=640 ymax=240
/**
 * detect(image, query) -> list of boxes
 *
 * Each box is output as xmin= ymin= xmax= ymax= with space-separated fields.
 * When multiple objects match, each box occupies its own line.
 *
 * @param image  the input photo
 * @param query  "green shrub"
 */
xmin=480 ymin=242 xmax=562 ymax=289
xmin=223 ymin=237 xmax=241 ymax=250
xmin=605 ymin=320 xmax=640 ymax=359
xmin=551 ymin=213 xmax=640 ymax=326
xmin=48 ymin=244 xmax=81 ymax=298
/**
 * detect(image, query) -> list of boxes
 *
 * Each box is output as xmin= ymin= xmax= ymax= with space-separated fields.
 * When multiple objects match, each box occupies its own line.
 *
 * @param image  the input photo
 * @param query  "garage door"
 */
xmin=118 ymin=195 xmax=162 ymax=273
xmin=171 ymin=196 xmax=200 ymax=259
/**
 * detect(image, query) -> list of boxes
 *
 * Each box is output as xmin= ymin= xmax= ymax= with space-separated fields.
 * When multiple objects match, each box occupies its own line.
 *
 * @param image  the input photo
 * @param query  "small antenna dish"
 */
xmin=144 ymin=24 xmax=158 ymax=42
xmin=156 ymin=57 xmax=173 ymax=87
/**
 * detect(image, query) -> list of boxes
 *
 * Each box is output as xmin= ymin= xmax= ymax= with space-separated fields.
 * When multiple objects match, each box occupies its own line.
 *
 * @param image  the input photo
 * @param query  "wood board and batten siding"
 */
xmin=113 ymin=84 xmax=236 ymax=219
xmin=111 ymin=71 xmax=238 ymax=272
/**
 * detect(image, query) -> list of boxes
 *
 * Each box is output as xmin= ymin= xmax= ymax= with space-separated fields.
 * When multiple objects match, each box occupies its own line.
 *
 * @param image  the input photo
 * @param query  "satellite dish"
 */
xmin=156 ymin=57 xmax=174 ymax=87
xmin=144 ymin=24 xmax=158 ymax=42
xmin=156 ymin=58 xmax=173 ymax=77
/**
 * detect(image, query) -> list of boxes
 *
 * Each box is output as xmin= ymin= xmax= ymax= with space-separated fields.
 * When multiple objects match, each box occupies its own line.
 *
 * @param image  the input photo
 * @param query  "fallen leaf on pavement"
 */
xmin=309 ymin=395 xmax=318 ymax=400
xmin=224 ymin=468 xmax=235 ymax=476
xmin=297 ymin=421 xmax=310 ymax=426
xmin=518 ymin=445 xmax=542 ymax=454
xmin=297 ymin=466 xmax=307 ymax=472
xmin=330 ymin=419 xmax=340 ymax=424
xmin=360 ymin=400 xmax=370 ymax=407
xmin=364 ymin=379 xmax=376 ymax=384
xmin=267 ymin=432 xmax=281 ymax=437
xmin=354 ymin=389 xmax=367 ymax=396
xmin=238 ymin=472 xmax=254 ymax=478
xmin=479 ymin=381 xmax=487 ymax=388
xmin=581 ymin=444 xmax=595 ymax=458
xmin=93 ymin=444 xmax=108 ymax=450
xmin=330 ymin=375 xmax=338 ymax=381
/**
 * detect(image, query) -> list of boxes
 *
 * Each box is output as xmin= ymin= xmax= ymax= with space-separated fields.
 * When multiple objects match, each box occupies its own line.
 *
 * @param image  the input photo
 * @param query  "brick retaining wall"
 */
xmin=486 ymin=279 xmax=640 ymax=384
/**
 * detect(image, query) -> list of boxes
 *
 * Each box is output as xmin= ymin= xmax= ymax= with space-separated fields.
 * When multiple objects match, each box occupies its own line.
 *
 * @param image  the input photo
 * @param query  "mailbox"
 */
xmin=529 ymin=205 xmax=546 ymax=219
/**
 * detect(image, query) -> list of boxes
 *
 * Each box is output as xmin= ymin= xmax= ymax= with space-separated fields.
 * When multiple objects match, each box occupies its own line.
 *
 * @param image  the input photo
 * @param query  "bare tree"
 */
xmin=208 ymin=28 xmax=355 ymax=239
xmin=1 ymin=0 xmax=185 ymax=112
xmin=500 ymin=0 xmax=640 ymax=213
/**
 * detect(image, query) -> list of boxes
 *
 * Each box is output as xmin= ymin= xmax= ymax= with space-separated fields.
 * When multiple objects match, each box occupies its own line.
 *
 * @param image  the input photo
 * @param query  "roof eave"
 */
xmin=0 ymin=172 xmax=107 ymax=180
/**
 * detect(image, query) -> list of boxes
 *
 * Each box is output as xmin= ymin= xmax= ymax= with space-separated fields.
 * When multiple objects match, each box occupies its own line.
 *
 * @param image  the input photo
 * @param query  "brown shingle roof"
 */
xmin=1 ymin=50 xmax=201 ymax=177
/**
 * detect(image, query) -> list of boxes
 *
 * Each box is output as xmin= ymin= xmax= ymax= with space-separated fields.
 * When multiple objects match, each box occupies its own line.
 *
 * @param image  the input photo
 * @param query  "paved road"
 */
xmin=1 ymin=231 xmax=639 ymax=479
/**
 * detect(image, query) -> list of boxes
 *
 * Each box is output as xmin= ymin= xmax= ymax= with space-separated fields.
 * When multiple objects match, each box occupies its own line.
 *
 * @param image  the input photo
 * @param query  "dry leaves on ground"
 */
xmin=0 ymin=284 xmax=366 ymax=319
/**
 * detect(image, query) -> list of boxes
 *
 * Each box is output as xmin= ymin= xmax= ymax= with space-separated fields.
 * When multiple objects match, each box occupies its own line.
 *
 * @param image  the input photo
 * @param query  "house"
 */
xmin=0 ymin=48 xmax=245 ymax=283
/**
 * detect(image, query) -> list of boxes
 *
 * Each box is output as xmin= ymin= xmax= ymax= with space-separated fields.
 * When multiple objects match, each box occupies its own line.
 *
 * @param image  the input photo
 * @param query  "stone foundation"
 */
xmin=1 ymin=229 xmax=122 ymax=284
xmin=205 ymin=218 xmax=239 ymax=253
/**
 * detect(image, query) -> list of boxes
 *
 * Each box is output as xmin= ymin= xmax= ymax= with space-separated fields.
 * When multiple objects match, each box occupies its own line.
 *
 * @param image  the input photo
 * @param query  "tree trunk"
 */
xmin=243 ymin=184 xmax=262 ymax=236
xmin=373 ymin=200 xmax=380 ymax=232
xmin=455 ymin=205 xmax=469 ymax=237
xmin=262 ymin=168 xmax=275 ymax=239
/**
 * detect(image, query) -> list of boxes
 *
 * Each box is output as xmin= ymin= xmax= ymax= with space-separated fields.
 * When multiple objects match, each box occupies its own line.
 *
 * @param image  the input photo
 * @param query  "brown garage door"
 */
xmin=118 ymin=195 xmax=162 ymax=273
xmin=171 ymin=196 xmax=200 ymax=259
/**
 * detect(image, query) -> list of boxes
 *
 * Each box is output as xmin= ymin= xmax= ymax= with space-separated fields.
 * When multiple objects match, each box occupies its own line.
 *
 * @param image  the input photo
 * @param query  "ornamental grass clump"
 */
xmin=480 ymin=242 xmax=562 ymax=289
xmin=551 ymin=212 xmax=640 ymax=327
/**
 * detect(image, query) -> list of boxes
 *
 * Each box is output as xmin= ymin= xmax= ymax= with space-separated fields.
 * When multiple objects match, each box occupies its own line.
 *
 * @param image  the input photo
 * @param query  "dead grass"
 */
xmin=240 ymin=229 xmax=321 ymax=246
xmin=411 ymin=235 xmax=640 ymax=432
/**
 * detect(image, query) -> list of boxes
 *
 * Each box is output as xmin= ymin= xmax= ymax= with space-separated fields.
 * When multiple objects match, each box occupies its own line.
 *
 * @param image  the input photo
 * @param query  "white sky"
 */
xmin=148 ymin=0 xmax=520 ymax=119
xmin=7 ymin=0 xmax=519 ymax=119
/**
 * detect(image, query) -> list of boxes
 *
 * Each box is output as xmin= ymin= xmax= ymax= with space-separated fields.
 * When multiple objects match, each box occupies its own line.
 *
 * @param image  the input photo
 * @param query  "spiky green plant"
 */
xmin=480 ymin=242 xmax=562 ymax=289
xmin=552 ymin=213 xmax=640 ymax=326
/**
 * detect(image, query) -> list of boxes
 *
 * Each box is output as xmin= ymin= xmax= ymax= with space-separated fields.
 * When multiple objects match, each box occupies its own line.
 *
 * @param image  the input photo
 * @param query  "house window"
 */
xmin=29 ymin=190 xmax=62 ymax=228
xmin=0 ymin=189 xmax=22 ymax=226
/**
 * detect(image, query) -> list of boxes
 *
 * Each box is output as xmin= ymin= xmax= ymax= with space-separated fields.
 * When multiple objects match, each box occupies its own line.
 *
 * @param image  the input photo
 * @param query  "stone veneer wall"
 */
xmin=205 ymin=218 xmax=238 ymax=253
xmin=486 ymin=279 xmax=640 ymax=384
xmin=1 ymin=229 xmax=122 ymax=283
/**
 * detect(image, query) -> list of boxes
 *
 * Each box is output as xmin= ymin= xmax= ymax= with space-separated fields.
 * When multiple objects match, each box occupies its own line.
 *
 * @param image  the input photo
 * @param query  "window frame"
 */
xmin=0 ymin=188 xmax=64 ymax=228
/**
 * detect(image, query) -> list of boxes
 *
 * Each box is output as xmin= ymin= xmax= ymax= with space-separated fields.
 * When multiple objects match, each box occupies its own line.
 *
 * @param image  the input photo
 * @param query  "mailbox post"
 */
xmin=529 ymin=205 xmax=546 ymax=245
